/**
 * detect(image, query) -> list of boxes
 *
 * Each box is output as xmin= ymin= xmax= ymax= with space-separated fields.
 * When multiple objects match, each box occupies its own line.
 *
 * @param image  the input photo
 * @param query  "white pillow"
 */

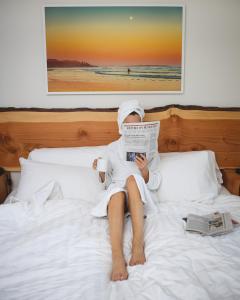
xmin=157 ymin=150 xmax=221 ymax=203
xmin=16 ymin=158 xmax=104 ymax=203
xmin=28 ymin=146 xmax=106 ymax=167
xmin=160 ymin=150 xmax=223 ymax=184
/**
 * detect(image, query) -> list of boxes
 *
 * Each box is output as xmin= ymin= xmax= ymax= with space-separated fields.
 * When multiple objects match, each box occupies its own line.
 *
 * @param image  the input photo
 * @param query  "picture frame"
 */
xmin=43 ymin=4 xmax=185 ymax=94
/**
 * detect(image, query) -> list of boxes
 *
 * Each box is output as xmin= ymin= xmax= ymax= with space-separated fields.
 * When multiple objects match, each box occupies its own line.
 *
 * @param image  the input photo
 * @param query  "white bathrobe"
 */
xmin=91 ymin=137 xmax=161 ymax=217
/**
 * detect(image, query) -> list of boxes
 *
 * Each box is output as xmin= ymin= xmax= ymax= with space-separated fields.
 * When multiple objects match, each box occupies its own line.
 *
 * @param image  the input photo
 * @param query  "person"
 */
xmin=91 ymin=100 xmax=161 ymax=281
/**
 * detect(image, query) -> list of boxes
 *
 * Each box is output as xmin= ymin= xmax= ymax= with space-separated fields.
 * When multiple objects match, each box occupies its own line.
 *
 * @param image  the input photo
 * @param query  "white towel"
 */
xmin=117 ymin=100 xmax=145 ymax=134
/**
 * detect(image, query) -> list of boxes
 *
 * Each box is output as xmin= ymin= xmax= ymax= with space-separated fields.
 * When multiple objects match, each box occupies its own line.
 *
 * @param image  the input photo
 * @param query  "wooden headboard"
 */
xmin=0 ymin=105 xmax=240 ymax=171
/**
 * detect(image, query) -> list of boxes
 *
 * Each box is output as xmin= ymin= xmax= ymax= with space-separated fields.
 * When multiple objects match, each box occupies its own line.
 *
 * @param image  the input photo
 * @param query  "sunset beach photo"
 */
xmin=44 ymin=6 xmax=184 ymax=93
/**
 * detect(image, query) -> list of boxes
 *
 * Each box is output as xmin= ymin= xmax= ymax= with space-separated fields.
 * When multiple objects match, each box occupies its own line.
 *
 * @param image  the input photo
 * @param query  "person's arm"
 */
xmin=135 ymin=154 xmax=162 ymax=190
xmin=92 ymin=157 xmax=112 ymax=188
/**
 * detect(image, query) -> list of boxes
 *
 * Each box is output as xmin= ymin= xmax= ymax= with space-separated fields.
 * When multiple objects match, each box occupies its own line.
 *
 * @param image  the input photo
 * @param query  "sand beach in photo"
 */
xmin=47 ymin=67 xmax=181 ymax=92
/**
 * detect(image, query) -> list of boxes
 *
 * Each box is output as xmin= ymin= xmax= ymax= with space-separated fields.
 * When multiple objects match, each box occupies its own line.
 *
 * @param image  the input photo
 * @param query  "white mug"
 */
xmin=96 ymin=158 xmax=108 ymax=172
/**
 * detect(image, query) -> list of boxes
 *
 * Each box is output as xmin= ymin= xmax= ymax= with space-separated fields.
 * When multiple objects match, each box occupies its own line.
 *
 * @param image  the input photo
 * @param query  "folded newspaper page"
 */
xmin=185 ymin=212 xmax=234 ymax=236
xmin=121 ymin=121 xmax=160 ymax=162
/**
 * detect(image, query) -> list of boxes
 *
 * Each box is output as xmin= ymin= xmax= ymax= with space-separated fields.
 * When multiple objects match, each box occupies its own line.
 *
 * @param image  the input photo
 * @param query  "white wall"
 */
xmin=0 ymin=0 xmax=240 ymax=109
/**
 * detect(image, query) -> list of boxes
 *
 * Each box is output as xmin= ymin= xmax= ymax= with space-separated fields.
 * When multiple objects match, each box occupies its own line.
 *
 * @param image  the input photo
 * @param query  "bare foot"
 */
xmin=129 ymin=242 xmax=146 ymax=266
xmin=111 ymin=255 xmax=128 ymax=281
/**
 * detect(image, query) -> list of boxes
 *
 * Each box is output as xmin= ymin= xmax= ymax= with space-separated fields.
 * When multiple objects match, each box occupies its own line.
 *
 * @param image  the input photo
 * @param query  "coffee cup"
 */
xmin=96 ymin=158 xmax=108 ymax=172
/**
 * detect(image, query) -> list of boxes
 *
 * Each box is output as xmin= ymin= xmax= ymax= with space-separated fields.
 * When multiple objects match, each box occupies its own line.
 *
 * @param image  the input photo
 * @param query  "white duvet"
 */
xmin=1 ymin=189 xmax=240 ymax=300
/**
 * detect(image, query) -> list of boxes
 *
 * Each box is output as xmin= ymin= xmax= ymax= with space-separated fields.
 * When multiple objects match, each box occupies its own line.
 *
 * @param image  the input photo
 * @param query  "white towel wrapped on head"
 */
xmin=117 ymin=100 xmax=145 ymax=134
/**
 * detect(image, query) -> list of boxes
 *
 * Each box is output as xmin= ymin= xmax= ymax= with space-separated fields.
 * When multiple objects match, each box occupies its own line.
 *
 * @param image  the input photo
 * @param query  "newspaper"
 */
xmin=121 ymin=121 xmax=160 ymax=162
xmin=184 ymin=212 xmax=235 ymax=236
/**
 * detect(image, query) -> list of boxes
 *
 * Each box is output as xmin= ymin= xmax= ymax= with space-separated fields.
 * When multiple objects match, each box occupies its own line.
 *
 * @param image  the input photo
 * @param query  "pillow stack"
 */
xmin=15 ymin=145 xmax=222 ymax=206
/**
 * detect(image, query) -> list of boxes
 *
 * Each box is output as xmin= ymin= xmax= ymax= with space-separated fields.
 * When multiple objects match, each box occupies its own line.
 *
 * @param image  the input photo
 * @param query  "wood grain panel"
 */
xmin=0 ymin=107 xmax=240 ymax=171
xmin=222 ymin=169 xmax=240 ymax=196
xmin=159 ymin=117 xmax=240 ymax=152
xmin=0 ymin=121 xmax=119 ymax=169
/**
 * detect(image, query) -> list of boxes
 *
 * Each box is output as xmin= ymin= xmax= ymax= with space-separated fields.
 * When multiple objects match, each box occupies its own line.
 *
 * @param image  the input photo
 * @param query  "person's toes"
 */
xmin=112 ymin=271 xmax=128 ymax=281
xmin=111 ymin=257 xmax=128 ymax=281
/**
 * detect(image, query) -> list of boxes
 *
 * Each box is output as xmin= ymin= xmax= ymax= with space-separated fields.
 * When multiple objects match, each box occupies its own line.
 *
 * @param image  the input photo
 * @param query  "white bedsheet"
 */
xmin=0 ymin=189 xmax=240 ymax=300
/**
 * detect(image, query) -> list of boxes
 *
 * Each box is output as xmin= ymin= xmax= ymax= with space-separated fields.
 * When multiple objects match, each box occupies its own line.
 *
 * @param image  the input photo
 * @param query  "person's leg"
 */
xmin=108 ymin=191 xmax=128 ymax=281
xmin=126 ymin=175 xmax=146 ymax=266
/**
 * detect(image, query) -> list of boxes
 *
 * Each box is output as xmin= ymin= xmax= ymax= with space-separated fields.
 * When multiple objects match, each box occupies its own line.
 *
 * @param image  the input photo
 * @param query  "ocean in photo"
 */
xmin=48 ymin=66 xmax=181 ymax=82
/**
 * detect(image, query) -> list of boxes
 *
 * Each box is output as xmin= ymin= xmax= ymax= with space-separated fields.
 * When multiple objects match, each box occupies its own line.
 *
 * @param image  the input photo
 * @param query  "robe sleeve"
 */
xmin=98 ymin=146 xmax=113 ymax=189
xmin=146 ymin=154 xmax=161 ymax=191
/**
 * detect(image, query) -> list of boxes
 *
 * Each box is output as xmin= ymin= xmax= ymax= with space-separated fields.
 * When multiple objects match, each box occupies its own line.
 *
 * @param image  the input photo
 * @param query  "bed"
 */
xmin=0 ymin=105 xmax=240 ymax=300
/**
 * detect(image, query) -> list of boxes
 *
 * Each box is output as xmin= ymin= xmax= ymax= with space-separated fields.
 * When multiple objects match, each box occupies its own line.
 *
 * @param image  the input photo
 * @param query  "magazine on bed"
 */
xmin=122 ymin=121 xmax=160 ymax=162
xmin=184 ymin=212 xmax=239 ymax=236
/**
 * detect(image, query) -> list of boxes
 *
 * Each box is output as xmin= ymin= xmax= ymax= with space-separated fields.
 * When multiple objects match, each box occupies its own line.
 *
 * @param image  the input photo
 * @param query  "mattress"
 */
xmin=0 ymin=188 xmax=240 ymax=300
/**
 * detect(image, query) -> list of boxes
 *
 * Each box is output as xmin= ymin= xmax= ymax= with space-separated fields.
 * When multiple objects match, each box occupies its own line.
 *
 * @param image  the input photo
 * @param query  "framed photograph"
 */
xmin=43 ymin=5 xmax=185 ymax=94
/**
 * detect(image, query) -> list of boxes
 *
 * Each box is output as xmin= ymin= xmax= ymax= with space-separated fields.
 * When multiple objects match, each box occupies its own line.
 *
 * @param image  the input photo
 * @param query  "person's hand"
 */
xmin=135 ymin=154 xmax=148 ymax=172
xmin=135 ymin=154 xmax=149 ymax=183
xmin=92 ymin=158 xmax=98 ymax=170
